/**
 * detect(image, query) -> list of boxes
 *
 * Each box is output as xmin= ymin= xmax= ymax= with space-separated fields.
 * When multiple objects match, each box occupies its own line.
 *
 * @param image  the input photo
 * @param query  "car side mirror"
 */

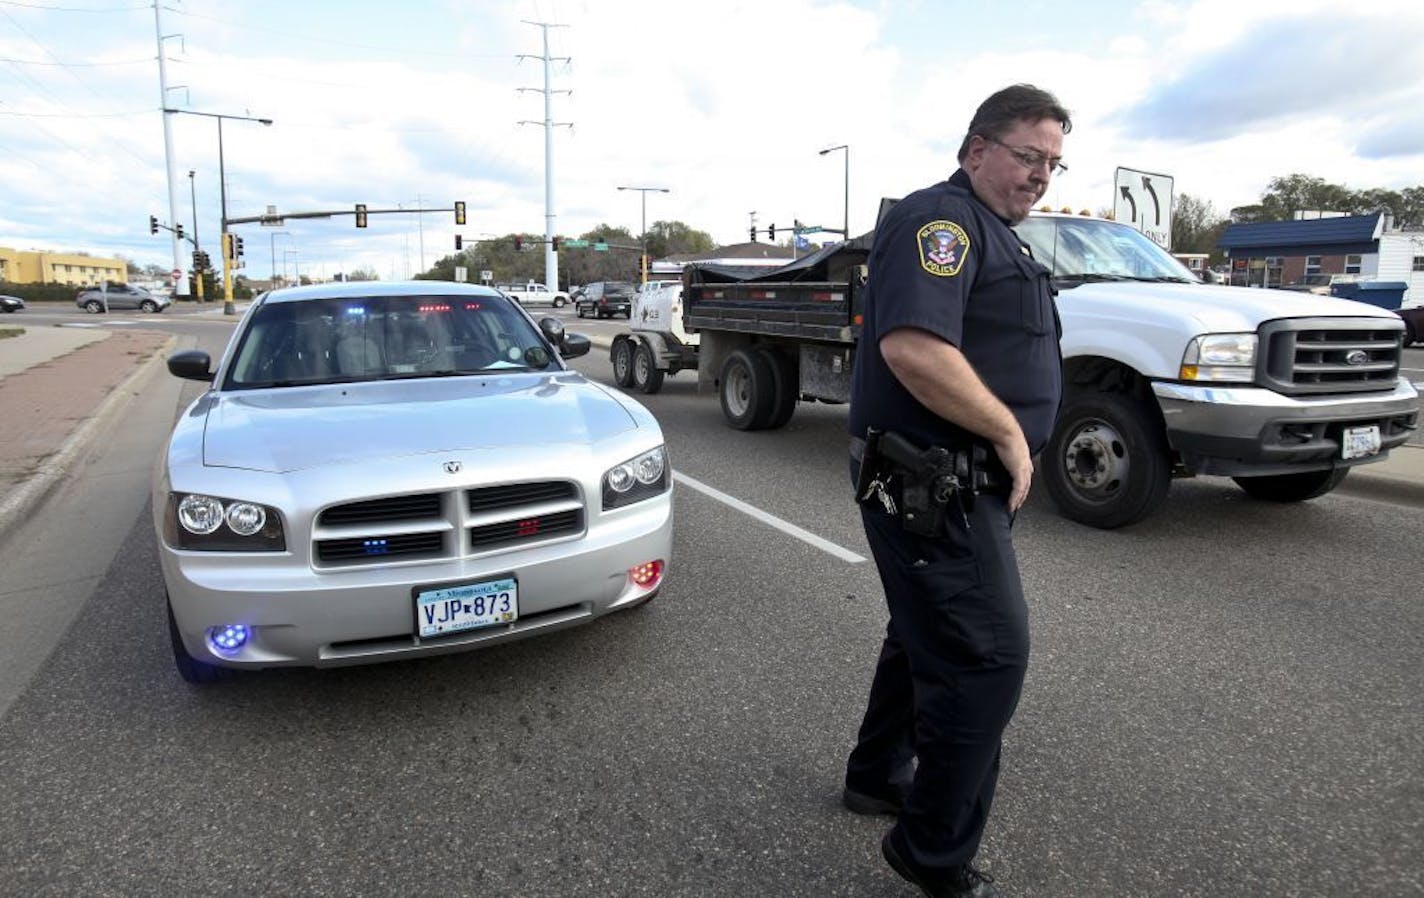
xmin=168 ymin=349 xmax=214 ymax=382
xmin=560 ymin=332 xmax=591 ymax=359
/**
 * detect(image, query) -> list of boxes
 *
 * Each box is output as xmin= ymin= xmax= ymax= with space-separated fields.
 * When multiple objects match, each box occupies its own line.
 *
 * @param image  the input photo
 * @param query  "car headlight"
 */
xmin=1180 ymin=333 xmax=1257 ymax=383
xmin=602 ymin=446 xmax=669 ymax=509
xmin=168 ymin=492 xmax=286 ymax=551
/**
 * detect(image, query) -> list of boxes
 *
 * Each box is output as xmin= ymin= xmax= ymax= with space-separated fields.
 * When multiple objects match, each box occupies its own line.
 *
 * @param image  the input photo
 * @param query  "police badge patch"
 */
xmin=917 ymin=220 xmax=970 ymax=277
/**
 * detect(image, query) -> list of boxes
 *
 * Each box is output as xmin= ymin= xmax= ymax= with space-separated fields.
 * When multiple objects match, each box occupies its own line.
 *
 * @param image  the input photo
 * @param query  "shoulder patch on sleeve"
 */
xmin=916 ymin=220 xmax=970 ymax=277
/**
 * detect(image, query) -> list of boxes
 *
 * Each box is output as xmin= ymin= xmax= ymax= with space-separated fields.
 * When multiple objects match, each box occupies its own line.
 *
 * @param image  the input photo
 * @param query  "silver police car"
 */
xmin=154 ymin=281 xmax=672 ymax=683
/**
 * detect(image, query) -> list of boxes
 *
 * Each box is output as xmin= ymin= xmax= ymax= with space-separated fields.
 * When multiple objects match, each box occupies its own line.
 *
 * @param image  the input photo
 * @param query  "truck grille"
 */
xmin=1259 ymin=317 xmax=1404 ymax=396
xmin=314 ymin=480 xmax=584 ymax=567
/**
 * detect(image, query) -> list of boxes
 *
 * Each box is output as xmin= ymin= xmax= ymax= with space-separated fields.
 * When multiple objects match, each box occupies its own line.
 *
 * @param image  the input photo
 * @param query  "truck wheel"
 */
xmin=611 ymin=339 xmax=636 ymax=387
xmin=719 ymin=348 xmax=776 ymax=430
xmin=1042 ymin=392 xmax=1171 ymax=529
xmin=167 ymin=594 xmax=232 ymax=685
xmin=634 ymin=343 xmax=665 ymax=394
xmin=554 ymin=297 xmax=565 ymax=308
xmin=759 ymin=347 xmax=798 ymax=429
xmin=83 ymin=299 xmax=104 ymax=313
xmin=1232 ymin=468 xmax=1349 ymax=502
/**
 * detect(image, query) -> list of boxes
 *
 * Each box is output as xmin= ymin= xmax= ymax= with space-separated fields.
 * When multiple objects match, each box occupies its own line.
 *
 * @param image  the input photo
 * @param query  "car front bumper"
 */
xmin=161 ymin=490 xmax=672 ymax=669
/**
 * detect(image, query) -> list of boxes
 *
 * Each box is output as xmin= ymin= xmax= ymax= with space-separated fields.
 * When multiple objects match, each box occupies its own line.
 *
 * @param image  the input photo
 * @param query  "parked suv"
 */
xmin=75 ymin=283 xmax=171 ymax=313
xmin=575 ymin=281 xmax=634 ymax=319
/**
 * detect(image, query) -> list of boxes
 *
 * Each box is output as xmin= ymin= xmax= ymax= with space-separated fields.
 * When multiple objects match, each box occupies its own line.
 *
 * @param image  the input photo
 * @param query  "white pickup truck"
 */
xmin=495 ymin=281 xmax=570 ymax=309
xmin=1018 ymin=212 xmax=1418 ymax=527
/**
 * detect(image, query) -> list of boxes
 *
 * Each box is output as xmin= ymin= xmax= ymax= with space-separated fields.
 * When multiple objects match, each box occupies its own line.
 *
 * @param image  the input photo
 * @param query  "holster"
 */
xmin=855 ymin=429 xmax=973 ymax=536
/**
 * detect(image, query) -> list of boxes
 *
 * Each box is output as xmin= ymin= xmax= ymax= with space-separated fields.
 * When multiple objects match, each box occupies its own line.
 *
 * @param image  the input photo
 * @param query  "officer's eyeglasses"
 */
xmin=982 ymin=136 xmax=1068 ymax=176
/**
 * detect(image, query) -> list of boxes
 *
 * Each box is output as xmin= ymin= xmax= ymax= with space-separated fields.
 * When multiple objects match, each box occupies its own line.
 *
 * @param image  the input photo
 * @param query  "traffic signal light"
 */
xmin=768 ymin=224 xmax=776 ymax=241
xmin=455 ymin=234 xmax=463 ymax=250
xmin=149 ymin=215 xmax=158 ymax=235
xmin=513 ymin=235 xmax=524 ymax=251
xmin=454 ymin=201 xmax=466 ymax=226
xmin=175 ymin=222 xmax=184 ymax=240
xmin=355 ymin=203 xmax=368 ymax=228
xmin=234 ymin=235 xmax=245 ymax=259
xmin=552 ymin=236 xmax=561 ymax=251
xmin=750 ymin=226 xmax=757 ymax=242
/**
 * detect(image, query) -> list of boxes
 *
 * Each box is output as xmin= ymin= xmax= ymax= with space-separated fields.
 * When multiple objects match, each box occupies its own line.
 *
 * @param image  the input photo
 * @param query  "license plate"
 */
xmin=1341 ymin=425 xmax=1381 ymax=460
xmin=415 ymin=576 xmax=517 ymax=638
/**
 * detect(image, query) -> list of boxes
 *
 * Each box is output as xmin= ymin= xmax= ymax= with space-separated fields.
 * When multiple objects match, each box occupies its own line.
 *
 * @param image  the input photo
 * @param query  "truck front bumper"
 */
xmin=1152 ymin=379 xmax=1419 ymax=477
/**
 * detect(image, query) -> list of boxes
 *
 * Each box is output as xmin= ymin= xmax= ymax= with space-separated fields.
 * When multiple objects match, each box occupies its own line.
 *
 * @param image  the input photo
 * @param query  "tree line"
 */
xmin=417 ymin=220 xmax=716 ymax=289
xmin=1172 ymin=174 xmax=1424 ymax=262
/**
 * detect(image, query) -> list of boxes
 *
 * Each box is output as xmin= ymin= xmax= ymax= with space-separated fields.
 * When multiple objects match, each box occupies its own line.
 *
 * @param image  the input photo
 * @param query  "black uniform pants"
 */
xmin=847 ymin=488 xmax=1029 ymax=874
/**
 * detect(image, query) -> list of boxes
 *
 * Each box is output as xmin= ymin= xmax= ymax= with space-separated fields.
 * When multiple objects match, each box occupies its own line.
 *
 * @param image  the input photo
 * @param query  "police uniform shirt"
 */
xmin=849 ymin=169 xmax=1062 ymax=455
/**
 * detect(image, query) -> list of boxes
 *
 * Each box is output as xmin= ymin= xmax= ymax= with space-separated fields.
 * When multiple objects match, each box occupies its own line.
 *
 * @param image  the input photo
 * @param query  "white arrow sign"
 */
xmin=1113 ymin=166 xmax=1174 ymax=249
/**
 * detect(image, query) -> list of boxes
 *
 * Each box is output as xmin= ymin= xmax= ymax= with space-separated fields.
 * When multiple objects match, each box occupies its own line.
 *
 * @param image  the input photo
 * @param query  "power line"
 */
xmin=0 ymin=55 xmax=151 ymax=65
xmin=164 ymin=6 xmax=514 ymax=59
xmin=0 ymin=1 xmax=148 ymax=10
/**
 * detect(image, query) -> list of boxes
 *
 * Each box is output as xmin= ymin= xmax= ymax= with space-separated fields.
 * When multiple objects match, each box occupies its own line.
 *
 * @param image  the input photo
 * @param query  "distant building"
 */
xmin=0 ymin=246 xmax=127 ymax=286
xmin=1216 ymin=212 xmax=1424 ymax=305
xmin=655 ymin=242 xmax=796 ymax=277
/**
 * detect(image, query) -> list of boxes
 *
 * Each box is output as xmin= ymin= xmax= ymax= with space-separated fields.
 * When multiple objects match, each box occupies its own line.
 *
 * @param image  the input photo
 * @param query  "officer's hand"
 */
xmin=994 ymin=436 xmax=1034 ymax=512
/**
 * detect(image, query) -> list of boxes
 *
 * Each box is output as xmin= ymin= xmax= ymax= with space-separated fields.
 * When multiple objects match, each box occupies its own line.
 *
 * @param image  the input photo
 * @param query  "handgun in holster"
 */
xmin=875 ymin=430 xmax=971 ymax=536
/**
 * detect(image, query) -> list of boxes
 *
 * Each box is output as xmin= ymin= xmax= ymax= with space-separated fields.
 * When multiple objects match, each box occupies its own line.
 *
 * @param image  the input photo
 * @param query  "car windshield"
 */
xmin=224 ymin=293 xmax=558 ymax=390
xmin=1015 ymin=217 xmax=1197 ymax=284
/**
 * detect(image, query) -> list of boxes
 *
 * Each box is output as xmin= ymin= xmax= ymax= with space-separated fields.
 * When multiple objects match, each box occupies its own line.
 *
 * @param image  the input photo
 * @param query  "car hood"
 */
xmin=1060 ymin=280 xmax=1401 ymax=332
xmin=199 ymin=373 xmax=640 ymax=473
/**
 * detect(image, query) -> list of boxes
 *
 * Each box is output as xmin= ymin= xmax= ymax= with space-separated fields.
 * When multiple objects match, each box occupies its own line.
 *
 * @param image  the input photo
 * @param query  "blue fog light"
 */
xmin=208 ymin=624 xmax=250 ymax=654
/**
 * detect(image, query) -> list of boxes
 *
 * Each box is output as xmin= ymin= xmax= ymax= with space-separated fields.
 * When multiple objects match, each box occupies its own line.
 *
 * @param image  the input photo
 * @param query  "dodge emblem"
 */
xmin=1345 ymin=350 xmax=1369 ymax=366
xmin=443 ymin=461 xmax=462 ymax=474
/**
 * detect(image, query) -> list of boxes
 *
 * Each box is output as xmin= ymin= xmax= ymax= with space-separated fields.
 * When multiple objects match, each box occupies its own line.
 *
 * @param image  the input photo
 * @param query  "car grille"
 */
xmin=314 ymin=480 xmax=584 ymax=567
xmin=1259 ymin=318 xmax=1404 ymax=396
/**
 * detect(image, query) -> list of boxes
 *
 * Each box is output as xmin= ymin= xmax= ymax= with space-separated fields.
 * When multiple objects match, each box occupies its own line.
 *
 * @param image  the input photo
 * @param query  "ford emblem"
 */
xmin=443 ymin=461 xmax=462 ymax=474
xmin=1345 ymin=350 xmax=1369 ymax=366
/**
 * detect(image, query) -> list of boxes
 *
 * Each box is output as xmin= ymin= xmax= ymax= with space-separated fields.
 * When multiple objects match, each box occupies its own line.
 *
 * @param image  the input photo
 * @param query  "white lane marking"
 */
xmin=673 ymin=470 xmax=867 ymax=564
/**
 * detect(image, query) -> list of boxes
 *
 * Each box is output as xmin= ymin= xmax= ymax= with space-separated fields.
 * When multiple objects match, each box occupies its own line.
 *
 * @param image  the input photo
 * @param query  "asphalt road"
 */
xmin=0 ymin=308 xmax=1420 ymax=897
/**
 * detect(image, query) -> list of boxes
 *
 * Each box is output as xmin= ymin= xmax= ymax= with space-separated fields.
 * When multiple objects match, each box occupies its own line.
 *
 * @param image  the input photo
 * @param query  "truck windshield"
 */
xmin=1015 ymin=217 xmax=1197 ymax=284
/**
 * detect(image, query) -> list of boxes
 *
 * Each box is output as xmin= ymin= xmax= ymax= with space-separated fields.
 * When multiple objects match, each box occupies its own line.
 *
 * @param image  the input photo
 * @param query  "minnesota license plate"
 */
xmin=1341 ymin=425 xmax=1381 ymax=460
xmin=415 ymin=576 xmax=517 ymax=638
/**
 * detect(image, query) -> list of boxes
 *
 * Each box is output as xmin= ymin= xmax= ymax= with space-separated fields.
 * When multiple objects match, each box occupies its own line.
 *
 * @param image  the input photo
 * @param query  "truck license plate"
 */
xmin=415 ymin=576 xmax=517 ymax=638
xmin=1341 ymin=425 xmax=1381 ymax=460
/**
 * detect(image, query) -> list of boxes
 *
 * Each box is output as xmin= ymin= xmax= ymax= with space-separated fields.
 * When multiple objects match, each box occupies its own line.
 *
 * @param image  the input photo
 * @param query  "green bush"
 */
xmin=0 ymin=280 xmax=81 ymax=303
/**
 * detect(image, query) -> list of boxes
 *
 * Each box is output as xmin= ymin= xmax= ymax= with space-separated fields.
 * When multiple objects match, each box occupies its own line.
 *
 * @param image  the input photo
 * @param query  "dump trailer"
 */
xmin=680 ymin=236 xmax=873 ymax=430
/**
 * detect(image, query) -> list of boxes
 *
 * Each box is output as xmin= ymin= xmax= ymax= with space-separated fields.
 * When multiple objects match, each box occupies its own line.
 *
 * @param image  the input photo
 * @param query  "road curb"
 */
xmin=0 ymin=334 xmax=177 ymax=545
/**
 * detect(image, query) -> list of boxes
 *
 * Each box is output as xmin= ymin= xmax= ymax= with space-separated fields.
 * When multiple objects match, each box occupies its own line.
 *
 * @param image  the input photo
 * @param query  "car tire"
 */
xmin=634 ymin=343 xmax=665 ymax=394
xmin=140 ymin=299 xmax=158 ymax=313
xmin=758 ymin=346 xmax=798 ymax=430
xmin=611 ymin=339 xmax=636 ymax=388
xmin=719 ymin=348 xmax=777 ymax=430
xmin=83 ymin=299 xmax=104 ymax=313
xmin=553 ymin=297 xmax=565 ymax=308
xmin=167 ymin=594 xmax=232 ymax=685
xmin=1042 ymin=391 xmax=1172 ymax=529
xmin=1232 ymin=468 xmax=1350 ymax=502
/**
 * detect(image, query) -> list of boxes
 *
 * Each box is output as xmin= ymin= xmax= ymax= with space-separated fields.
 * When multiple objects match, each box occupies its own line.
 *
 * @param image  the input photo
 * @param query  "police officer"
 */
xmin=843 ymin=84 xmax=1071 ymax=898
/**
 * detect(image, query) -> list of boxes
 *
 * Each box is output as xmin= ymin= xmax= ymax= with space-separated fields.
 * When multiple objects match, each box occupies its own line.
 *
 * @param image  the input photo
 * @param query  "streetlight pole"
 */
xmin=269 ymin=230 xmax=290 ymax=288
xmin=617 ymin=185 xmax=670 ymax=284
xmin=187 ymin=170 xmax=204 ymax=303
xmin=819 ymin=144 xmax=849 ymax=241
xmin=284 ymin=249 xmax=301 ymax=285
xmin=164 ymin=108 xmax=272 ymax=315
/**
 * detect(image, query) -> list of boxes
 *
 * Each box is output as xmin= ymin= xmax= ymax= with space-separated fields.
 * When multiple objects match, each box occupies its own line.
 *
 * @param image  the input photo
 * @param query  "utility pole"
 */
xmin=153 ymin=3 xmax=187 ymax=297
xmin=518 ymin=21 xmax=571 ymax=291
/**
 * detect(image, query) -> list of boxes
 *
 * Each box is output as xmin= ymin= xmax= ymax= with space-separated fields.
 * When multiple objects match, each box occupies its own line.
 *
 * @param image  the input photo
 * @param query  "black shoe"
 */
xmin=880 ymin=832 xmax=999 ymax=898
xmin=842 ymin=780 xmax=911 ymax=816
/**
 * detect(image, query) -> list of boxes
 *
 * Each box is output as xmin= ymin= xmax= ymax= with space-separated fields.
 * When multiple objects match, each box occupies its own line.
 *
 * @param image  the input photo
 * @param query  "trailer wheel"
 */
xmin=611 ymin=339 xmax=635 ymax=387
xmin=1042 ymin=391 xmax=1171 ymax=529
xmin=634 ymin=343 xmax=664 ymax=394
xmin=758 ymin=347 xmax=798 ymax=430
xmin=1232 ymin=468 xmax=1349 ymax=502
xmin=719 ymin=348 xmax=776 ymax=430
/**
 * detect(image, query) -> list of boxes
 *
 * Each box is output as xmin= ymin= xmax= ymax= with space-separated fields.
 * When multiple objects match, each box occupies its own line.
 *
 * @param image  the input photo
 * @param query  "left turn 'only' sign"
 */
xmin=1113 ymin=166 xmax=1173 ymax=249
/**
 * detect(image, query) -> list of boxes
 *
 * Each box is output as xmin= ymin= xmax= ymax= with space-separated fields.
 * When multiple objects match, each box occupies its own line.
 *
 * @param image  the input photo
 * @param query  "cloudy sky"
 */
xmin=3 ymin=0 xmax=1422 ymax=286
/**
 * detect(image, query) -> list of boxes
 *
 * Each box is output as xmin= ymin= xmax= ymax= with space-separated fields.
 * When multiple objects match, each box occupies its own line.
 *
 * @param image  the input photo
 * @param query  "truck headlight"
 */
xmin=167 ymin=493 xmax=286 ymax=551
xmin=602 ymin=446 xmax=669 ymax=509
xmin=1180 ymin=333 xmax=1257 ymax=383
